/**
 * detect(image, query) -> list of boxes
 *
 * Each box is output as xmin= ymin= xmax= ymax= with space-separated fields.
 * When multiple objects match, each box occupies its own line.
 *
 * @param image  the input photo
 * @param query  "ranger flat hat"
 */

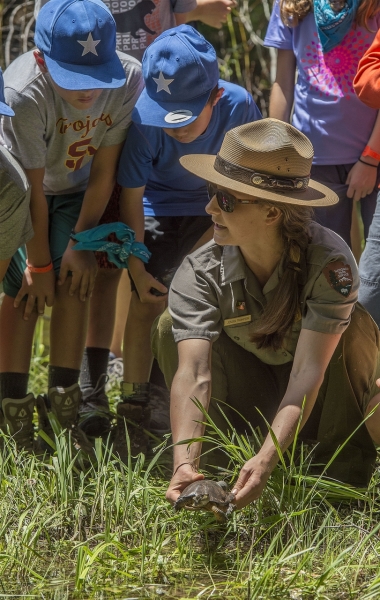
xmin=180 ymin=119 xmax=339 ymax=206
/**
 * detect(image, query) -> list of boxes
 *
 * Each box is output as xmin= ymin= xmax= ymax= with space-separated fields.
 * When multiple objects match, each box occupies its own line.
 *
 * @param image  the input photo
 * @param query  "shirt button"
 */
xmin=234 ymin=336 xmax=240 ymax=341
xmin=283 ymin=352 xmax=287 ymax=356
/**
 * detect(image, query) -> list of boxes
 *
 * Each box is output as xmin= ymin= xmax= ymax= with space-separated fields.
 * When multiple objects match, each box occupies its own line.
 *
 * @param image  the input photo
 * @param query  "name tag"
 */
xmin=224 ymin=314 xmax=252 ymax=327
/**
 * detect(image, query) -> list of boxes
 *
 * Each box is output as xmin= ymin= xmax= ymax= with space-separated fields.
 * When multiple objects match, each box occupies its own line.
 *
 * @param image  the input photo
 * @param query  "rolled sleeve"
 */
xmin=264 ymin=0 xmax=294 ymax=50
xmin=169 ymin=256 xmax=222 ymax=342
xmin=302 ymin=260 xmax=359 ymax=334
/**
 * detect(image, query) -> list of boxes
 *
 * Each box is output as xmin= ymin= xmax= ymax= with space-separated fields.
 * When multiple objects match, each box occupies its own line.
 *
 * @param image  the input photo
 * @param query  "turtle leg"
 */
xmin=211 ymin=505 xmax=227 ymax=522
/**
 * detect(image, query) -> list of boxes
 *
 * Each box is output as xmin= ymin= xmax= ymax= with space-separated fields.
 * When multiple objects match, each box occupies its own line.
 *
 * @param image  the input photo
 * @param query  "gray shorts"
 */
xmin=130 ymin=214 xmax=212 ymax=291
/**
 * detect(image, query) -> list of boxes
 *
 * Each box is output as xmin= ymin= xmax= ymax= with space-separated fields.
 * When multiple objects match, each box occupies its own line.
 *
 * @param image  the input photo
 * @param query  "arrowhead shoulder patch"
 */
xmin=322 ymin=261 xmax=353 ymax=297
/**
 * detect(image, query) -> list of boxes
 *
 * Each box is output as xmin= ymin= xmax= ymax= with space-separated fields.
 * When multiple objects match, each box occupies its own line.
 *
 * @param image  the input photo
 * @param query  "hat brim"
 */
xmin=44 ymin=54 xmax=126 ymax=90
xmin=180 ymin=155 xmax=339 ymax=207
xmin=132 ymin=87 xmax=211 ymax=128
xmin=0 ymin=101 xmax=14 ymax=117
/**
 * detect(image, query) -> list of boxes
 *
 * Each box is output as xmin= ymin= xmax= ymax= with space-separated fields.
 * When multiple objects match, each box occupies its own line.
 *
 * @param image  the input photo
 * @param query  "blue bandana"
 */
xmin=71 ymin=223 xmax=151 ymax=269
xmin=314 ymin=0 xmax=360 ymax=53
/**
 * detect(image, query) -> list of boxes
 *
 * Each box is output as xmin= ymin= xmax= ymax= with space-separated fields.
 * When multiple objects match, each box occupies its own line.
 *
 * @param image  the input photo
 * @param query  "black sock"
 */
xmin=80 ymin=347 xmax=110 ymax=391
xmin=48 ymin=365 xmax=80 ymax=390
xmin=0 ymin=372 xmax=29 ymax=401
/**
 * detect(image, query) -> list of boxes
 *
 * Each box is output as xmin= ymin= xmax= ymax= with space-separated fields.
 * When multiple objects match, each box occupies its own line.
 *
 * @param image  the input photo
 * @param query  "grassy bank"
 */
xmin=1 ymin=352 xmax=380 ymax=599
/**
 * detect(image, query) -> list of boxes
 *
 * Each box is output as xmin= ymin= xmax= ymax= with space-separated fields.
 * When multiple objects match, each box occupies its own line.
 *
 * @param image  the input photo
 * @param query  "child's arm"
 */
xmin=269 ymin=49 xmax=296 ymax=122
xmin=13 ymin=167 xmax=56 ymax=319
xmin=346 ymin=110 xmax=380 ymax=202
xmin=354 ymin=28 xmax=380 ymax=109
xmin=119 ymin=186 xmax=167 ymax=302
xmin=58 ymin=142 xmax=124 ymax=302
xmin=175 ymin=0 xmax=236 ymax=28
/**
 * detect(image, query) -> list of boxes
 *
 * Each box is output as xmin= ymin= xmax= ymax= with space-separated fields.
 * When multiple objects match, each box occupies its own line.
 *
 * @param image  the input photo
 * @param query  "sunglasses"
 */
xmin=207 ymin=182 xmax=259 ymax=213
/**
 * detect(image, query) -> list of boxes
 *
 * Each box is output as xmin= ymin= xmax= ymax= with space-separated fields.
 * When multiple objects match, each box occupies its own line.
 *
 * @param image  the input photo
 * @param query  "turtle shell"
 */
xmin=174 ymin=480 xmax=235 ymax=521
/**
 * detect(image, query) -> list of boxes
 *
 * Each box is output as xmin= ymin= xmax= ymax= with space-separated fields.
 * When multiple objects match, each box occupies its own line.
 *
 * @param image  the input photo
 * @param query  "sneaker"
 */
xmin=114 ymin=382 xmax=151 ymax=461
xmin=106 ymin=355 xmax=123 ymax=391
xmin=48 ymin=382 xmax=81 ymax=430
xmin=149 ymin=383 xmax=170 ymax=436
xmin=79 ymin=374 xmax=110 ymax=437
xmin=1 ymin=394 xmax=35 ymax=452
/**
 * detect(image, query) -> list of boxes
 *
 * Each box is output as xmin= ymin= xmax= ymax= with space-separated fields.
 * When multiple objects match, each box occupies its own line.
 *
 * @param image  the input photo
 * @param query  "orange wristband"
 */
xmin=26 ymin=260 xmax=53 ymax=273
xmin=362 ymin=145 xmax=380 ymax=162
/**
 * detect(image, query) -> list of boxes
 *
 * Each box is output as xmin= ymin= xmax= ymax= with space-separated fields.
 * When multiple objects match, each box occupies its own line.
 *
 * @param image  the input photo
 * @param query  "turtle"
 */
xmin=174 ymin=479 xmax=236 ymax=522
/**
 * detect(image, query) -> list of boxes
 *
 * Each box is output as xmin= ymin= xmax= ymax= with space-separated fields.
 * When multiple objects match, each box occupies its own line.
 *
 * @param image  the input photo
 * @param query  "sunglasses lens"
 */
xmin=207 ymin=182 xmax=235 ymax=212
xmin=217 ymin=190 xmax=234 ymax=212
xmin=207 ymin=182 xmax=218 ymax=200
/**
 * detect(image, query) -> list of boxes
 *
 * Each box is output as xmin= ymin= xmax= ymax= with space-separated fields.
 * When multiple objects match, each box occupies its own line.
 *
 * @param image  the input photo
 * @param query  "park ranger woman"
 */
xmin=152 ymin=119 xmax=380 ymax=508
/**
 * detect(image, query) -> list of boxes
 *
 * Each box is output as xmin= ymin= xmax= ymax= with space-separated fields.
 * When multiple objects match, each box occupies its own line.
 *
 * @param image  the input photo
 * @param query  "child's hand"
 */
xmin=129 ymin=259 xmax=168 ymax=303
xmin=58 ymin=242 xmax=98 ymax=301
xmin=195 ymin=0 xmax=237 ymax=28
xmin=14 ymin=268 xmax=55 ymax=320
xmin=346 ymin=160 xmax=378 ymax=202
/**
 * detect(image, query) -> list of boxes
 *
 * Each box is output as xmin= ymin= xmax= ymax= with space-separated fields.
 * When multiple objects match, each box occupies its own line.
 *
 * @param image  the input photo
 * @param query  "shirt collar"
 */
xmin=220 ymin=245 xmax=246 ymax=285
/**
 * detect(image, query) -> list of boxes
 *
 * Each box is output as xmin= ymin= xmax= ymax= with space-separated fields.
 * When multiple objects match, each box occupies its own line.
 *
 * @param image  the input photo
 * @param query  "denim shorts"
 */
xmin=358 ymin=190 xmax=380 ymax=327
xmin=3 ymin=191 xmax=84 ymax=298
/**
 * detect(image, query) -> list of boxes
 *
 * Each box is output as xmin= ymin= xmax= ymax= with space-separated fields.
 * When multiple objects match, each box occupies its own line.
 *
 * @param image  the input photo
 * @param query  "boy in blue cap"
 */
xmin=115 ymin=24 xmax=261 ymax=455
xmin=0 ymin=0 xmax=143 ymax=451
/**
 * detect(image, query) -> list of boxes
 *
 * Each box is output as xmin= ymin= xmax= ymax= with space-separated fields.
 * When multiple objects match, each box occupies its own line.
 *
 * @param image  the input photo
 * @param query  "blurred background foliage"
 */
xmin=0 ymin=0 xmax=275 ymax=114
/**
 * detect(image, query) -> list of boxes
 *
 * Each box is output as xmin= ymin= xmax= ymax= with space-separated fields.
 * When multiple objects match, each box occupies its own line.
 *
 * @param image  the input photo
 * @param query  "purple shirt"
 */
xmin=264 ymin=2 xmax=380 ymax=164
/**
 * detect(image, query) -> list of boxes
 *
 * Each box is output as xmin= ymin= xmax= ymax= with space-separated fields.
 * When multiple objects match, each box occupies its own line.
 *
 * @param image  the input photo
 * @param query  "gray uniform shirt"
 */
xmin=169 ymin=222 xmax=359 ymax=366
xmin=1 ymin=51 xmax=143 ymax=195
xmin=0 ymin=144 xmax=33 ymax=260
xmin=36 ymin=0 xmax=197 ymax=62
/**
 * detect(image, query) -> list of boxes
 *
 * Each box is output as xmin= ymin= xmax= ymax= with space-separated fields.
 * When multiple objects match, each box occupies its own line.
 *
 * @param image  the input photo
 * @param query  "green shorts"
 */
xmin=3 ymin=191 xmax=85 ymax=298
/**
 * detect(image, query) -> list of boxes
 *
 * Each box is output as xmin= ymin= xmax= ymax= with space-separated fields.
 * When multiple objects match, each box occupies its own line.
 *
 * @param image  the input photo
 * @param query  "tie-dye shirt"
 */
xmin=264 ymin=1 xmax=380 ymax=165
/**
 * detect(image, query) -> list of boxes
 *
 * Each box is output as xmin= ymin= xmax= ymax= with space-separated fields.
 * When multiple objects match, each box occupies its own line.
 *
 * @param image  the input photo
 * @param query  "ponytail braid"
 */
xmin=250 ymin=202 xmax=313 ymax=351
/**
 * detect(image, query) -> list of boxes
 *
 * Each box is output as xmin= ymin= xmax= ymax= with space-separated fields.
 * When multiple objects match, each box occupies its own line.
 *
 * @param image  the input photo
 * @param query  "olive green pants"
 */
xmin=152 ymin=304 xmax=380 ymax=486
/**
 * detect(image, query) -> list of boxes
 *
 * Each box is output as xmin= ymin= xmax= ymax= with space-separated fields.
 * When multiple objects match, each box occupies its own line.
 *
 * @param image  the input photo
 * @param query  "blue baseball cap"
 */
xmin=34 ymin=0 xmax=126 ymax=90
xmin=132 ymin=25 xmax=220 ymax=128
xmin=0 ymin=69 xmax=14 ymax=117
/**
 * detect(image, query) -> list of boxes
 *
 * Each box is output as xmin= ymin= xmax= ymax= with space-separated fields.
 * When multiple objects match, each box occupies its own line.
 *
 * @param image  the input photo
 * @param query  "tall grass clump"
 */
xmin=1 ymin=346 xmax=380 ymax=599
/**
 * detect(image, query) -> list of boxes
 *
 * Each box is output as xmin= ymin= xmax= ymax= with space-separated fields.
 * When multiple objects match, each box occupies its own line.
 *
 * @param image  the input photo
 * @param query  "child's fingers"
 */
xmin=58 ymin=264 xmax=69 ymax=287
xmin=79 ymin=272 xmax=90 ymax=301
xmin=23 ymin=294 xmax=36 ymax=320
xmin=69 ymin=271 xmax=80 ymax=297
xmin=14 ymin=288 xmax=26 ymax=309
xmin=37 ymin=295 xmax=45 ymax=315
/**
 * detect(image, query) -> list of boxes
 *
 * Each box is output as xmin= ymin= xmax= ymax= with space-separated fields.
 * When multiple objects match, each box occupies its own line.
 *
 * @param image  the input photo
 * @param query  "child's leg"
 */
xmin=123 ymin=291 xmax=165 ymax=383
xmin=0 ymin=276 xmax=38 ymax=451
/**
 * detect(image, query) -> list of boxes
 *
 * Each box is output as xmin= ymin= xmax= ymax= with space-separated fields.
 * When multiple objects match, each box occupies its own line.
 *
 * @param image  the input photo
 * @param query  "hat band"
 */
xmin=214 ymin=154 xmax=310 ymax=192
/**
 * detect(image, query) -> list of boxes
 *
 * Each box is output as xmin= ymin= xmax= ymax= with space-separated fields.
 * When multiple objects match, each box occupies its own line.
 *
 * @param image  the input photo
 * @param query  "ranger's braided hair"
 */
xmin=250 ymin=201 xmax=313 ymax=351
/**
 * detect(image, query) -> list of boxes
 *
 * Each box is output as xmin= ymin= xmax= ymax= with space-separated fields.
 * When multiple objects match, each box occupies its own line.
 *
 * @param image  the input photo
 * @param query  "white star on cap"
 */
xmin=77 ymin=32 xmax=101 ymax=56
xmin=153 ymin=71 xmax=174 ymax=94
